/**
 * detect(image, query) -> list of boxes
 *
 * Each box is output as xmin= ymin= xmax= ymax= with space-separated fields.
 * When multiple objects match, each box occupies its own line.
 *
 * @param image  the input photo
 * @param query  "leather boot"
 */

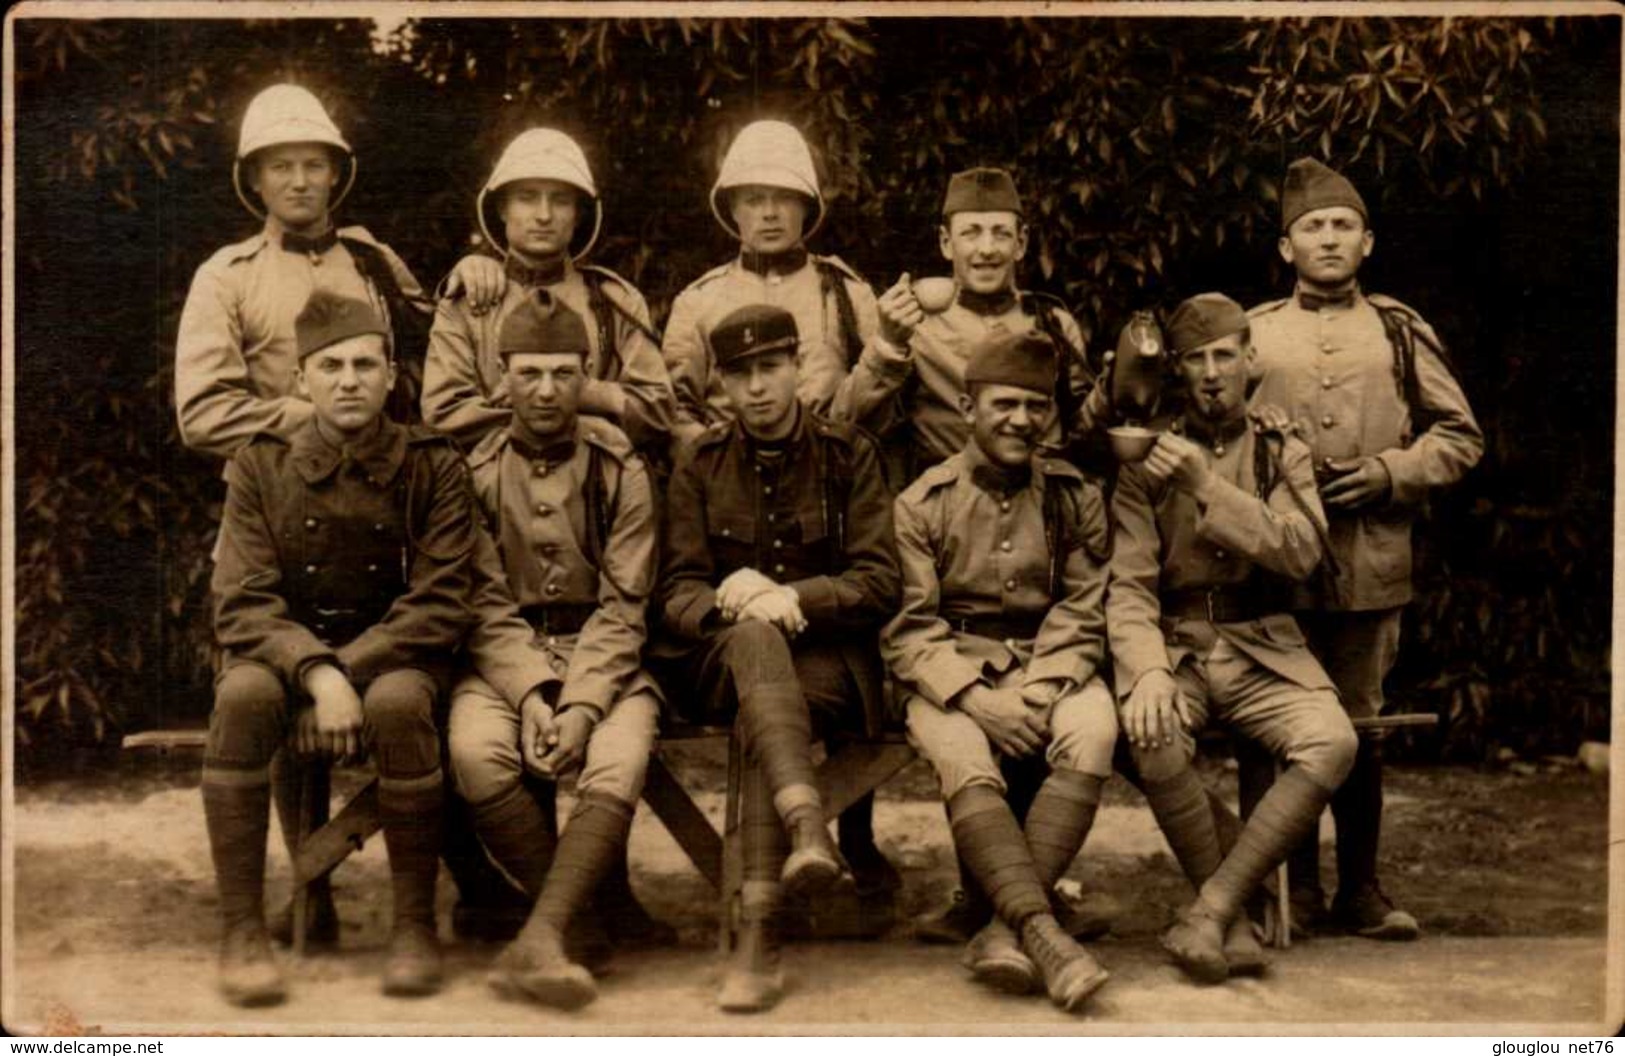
xmin=1020 ymin=915 xmax=1110 ymax=1012
xmin=1330 ymin=740 xmax=1419 ymax=940
xmin=382 ymin=921 xmax=443 ymax=997
xmin=1222 ymin=915 xmax=1267 ymax=977
xmin=778 ymin=787 xmax=844 ymax=897
xmin=963 ymin=918 xmax=1040 ymax=995
xmin=1161 ymin=901 xmax=1228 ymax=985
xmin=218 ymin=919 xmax=286 ymax=1008
xmin=378 ymin=771 xmax=446 ymax=997
xmin=490 ymin=920 xmax=595 ymax=1010
xmin=718 ymin=881 xmax=785 ymax=1013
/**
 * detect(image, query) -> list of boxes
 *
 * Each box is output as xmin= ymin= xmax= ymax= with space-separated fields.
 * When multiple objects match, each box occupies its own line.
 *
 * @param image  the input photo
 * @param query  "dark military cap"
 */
xmin=1167 ymin=293 xmax=1249 ymax=354
xmin=295 ymin=288 xmax=389 ymax=362
xmin=1281 ymin=157 xmax=1368 ymax=231
xmin=963 ymin=330 xmax=1057 ymax=395
xmin=942 ymin=167 xmax=1023 ymax=218
xmin=710 ymin=303 xmax=800 ymax=369
xmin=497 ymin=289 xmax=591 ymax=360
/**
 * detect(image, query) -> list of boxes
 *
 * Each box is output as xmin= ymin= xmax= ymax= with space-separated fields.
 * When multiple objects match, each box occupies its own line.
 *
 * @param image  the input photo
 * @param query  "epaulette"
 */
xmin=1039 ymin=456 xmax=1085 ymax=481
xmin=1246 ymin=297 xmax=1291 ymax=319
xmin=807 ymin=413 xmax=858 ymax=444
xmin=900 ymin=458 xmax=961 ymax=502
xmin=812 ymin=254 xmax=864 ymax=285
xmin=579 ymin=263 xmax=638 ymax=297
xmin=1364 ymin=292 xmax=1422 ymax=321
xmin=210 ymin=232 xmax=271 ymax=268
xmin=579 ymin=415 xmax=635 ymax=462
xmin=465 ymin=426 xmax=510 ymax=469
xmin=335 ymin=224 xmax=384 ymax=249
xmin=684 ymin=261 xmax=734 ymax=292
xmin=1021 ymin=289 xmax=1072 ymax=315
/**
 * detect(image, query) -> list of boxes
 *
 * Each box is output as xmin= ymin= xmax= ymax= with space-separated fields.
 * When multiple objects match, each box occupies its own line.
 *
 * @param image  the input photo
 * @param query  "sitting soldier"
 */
xmin=202 ymin=289 xmax=476 ymax=1005
xmin=882 ymin=330 xmax=1115 ymax=1013
xmin=655 ymin=303 xmax=901 ymax=1012
xmin=1107 ymin=292 xmax=1358 ymax=983
xmin=446 ymin=292 xmax=663 ymax=1010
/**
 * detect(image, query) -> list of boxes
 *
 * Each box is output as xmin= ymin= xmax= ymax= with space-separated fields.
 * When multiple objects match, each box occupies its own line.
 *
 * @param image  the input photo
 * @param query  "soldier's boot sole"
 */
xmin=218 ymin=924 xmax=287 ymax=1009
xmin=1045 ymin=953 xmax=1111 ymax=1014
xmin=717 ymin=965 xmax=786 ymax=1014
xmin=1222 ymin=916 xmax=1268 ymax=977
xmin=1161 ymin=905 xmax=1229 ymax=985
xmin=381 ymin=923 xmax=444 ymax=998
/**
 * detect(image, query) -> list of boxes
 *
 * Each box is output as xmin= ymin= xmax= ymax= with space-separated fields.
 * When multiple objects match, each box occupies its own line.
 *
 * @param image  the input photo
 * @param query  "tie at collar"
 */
xmin=1295 ymin=284 xmax=1359 ymax=312
xmin=739 ymin=247 xmax=809 ymax=277
xmin=957 ymin=287 xmax=1018 ymax=317
xmin=281 ymin=227 xmax=339 ymax=257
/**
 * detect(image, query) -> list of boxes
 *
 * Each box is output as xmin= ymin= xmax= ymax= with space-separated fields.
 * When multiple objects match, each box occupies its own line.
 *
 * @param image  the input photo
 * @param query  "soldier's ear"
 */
xmin=293 ymin=366 xmax=310 ymax=400
xmin=1360 ymin=228 xmax=1375 ymax=260
xmin=957 ymin=390 xmax=976 ymax=421
xmin=1014 ymin=221 xmax=1030 ymax=258
xmin=1276 ymin=235 xmax=1294 ymax=266
xmin=938 ymin=223 xmax=954 ymax=263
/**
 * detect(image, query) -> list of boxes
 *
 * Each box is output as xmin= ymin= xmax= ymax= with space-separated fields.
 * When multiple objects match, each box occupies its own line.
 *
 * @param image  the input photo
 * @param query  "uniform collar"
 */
xmin=737 ymin=404 xmax=806 ymax=455
xmin=961 ymin=437 xmax=1036 ymax=497
xmin=956 ymin=286 xmax=1019 ymax=317
xmin=738 ymin=246 xmax=809 ymax=277
xmin=265 ymin=215 xmax=338 ymax=257
xmin=1294 ymin=281 xmax=1363 ymax=312
xmin=508 ymin=419 xmax=581 ymax=466
xmin=1180 ymin=410 xmax=1250 ymax=451
xmin=291 ymin=417 xmax=407 ymax=484
xmin=506 ymin=252 xmax=571 ymax=288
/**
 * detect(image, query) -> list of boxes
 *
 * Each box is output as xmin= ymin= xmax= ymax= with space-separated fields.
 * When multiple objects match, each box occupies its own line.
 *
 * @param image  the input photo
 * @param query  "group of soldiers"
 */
xmin=180 ymin=84 xmax=1483 ymax=1016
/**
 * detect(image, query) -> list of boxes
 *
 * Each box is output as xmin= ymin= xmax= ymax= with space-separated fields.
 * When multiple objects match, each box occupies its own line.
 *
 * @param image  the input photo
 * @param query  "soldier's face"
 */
xmin=248 ymin=143 xmax=340 ymax=233
xmin=730 ymin=186 xmax=809 ymax=255
xmin=500 ymin=180 xmax=582 ymax=260
xmin=296 ymin=336 xmax=395 ymax=437
xmin=507 ymin=351 xmax=585 ymax=440
xmin=1177 ymin=332 xmax=1253 ymax=423
xmin=940 ymin=211 xmax=1027 ymax=295
xmin=961 ymin=383 xmax=1053 ymax=467
xmin=1279 ymin=206 xmax=1374 ymax=287
xmin=719 ymin=350 xmax=799 ymax=440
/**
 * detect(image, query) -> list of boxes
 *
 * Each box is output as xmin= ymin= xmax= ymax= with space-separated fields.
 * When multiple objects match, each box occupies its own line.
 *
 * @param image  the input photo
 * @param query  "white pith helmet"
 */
xmin=232 ymin=84 xmax=356 ymax=220
xmin=709 ymin=120 xmax=825 ymax=242
xmin=477 ymin=128 xmax=602 ymax=261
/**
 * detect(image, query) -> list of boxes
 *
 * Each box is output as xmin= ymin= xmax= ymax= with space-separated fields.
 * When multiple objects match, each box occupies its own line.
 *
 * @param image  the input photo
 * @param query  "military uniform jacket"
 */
xmin=1249 ymin=287 xmax=1484 ymax=611
xmin=462 ymin=417 xmax=660 ymax=721
xmin=659 ymin=410 xmax=901 ymax=728
xmin=833 ymin=296 xmax=1108 ymax=471
xmin=176 ymin=218 xmax=423 ymax=458
xmin=212 ymin=417 xmax=476 ymax=688
xmin=661 ymin=254 xmax=878 ymax=446
xmin=882 ymin=443 xmax=1111 ymax=710
xmin=422 ymin=262 xmax=676 ymax=452
xmin=1107 ymin=419 xmax=1333 ymax=701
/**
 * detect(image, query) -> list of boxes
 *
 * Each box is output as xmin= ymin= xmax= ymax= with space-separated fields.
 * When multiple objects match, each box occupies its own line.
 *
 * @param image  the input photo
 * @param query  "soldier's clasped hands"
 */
xmin=959 ymin=683 xmax=1049 ymax=759
xmin=303 ymin=663 xmax=366 ymax=763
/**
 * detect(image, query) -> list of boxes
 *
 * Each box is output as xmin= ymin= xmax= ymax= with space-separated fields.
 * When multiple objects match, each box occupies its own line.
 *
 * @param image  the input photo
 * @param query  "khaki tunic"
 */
xmin=1107 ymin=421 xmax=1333 ymax=702
xmin=1249 ymin=288 xmax=1484 ymax=611
xmin=883 ymin=443 xmax=1111 ymax=709
xmin=175 ymin=218 xmax=422 ymax=458
xmin=422 ymin=263 xmax=675 ymax=452
xmin=834 ymin=296 xmax=1108 ymax=471
xmin=661 ymin=255 xmax=878 ymax=446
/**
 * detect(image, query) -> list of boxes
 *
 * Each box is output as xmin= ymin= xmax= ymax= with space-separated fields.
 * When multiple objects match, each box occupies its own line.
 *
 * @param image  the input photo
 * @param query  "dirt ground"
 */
xmin=3 ymin=750 xmax=1616 ymax=1035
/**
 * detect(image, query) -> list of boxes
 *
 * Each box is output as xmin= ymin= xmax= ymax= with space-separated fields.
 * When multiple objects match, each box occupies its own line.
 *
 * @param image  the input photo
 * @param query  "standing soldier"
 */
xmin=1244 ymin=159 xmax=1484 ymax=940
xmin=174 ymin=83 xmax=509 ymax=949
xmin=423 ymin=128 xmax=675 ymax=455
xmin=656 ymin=304 xmax=901 ymax=1012
xmin=882 ymin=330 xmax=1116 ymax=1013
xmin=202 ymin=290 xmax=475 ymax=1005
xmin=662 ymin=117 xmax=897 ymax=931
xmin=662 ymin=119 xmax=880 ymax=446
xmin=836 ymin=167 xmax=1109 ymax=481
xmin=1109 ymin=293 xmax=1358 ymax=983
xmin=446 ymin=295 xmax=662 ymax=1010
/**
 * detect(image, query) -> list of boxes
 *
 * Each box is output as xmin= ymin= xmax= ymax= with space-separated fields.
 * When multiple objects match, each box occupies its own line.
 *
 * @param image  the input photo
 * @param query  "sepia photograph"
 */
xmin=2 ymin=1 xmax=1619 ymax=1037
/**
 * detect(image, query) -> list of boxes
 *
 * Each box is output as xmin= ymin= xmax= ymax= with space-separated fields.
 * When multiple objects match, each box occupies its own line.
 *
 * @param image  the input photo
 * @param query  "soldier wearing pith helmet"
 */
xmin=663 ymin=119 xmax=881 ymax=447
xmin=424 ymin=128 xmax=675 ymax=455
xmin=1241 ymin=157 xmax=1483 ymax=942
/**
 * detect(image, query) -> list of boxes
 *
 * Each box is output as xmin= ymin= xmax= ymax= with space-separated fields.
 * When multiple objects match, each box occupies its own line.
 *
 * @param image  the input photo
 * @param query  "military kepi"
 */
xmin=963 ymin=330 xmax=1057 ymax=395
xmin=1167 ymin=293 xmax=1249 ymax=354
xmin=498 ymin=289 xmax=591 ymax=359
xmin=295 ymin=288 xmax=388 ymax=361
xmin=1281 ymin=157 xmax=1368 ymax=231
xmin=710 ymin=303 xmax=800 ymax=369
xmin=942 ymin=167 xmax=1023 ymax=218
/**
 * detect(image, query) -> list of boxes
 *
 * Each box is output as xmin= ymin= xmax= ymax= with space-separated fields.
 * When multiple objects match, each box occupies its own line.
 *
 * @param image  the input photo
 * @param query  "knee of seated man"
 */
xmin=447 ymin=716 xmax=521 ymax=806
xmin=716 ymin=618 xmax=791 ymax=658
xmin=365 ymin=670 xmax=437 ymax=730
xmin=1286 ymin=691 xmax=1359 ymax=789
xmin=214 ymin=663 xmax=286 ymax=725
xmin=1130 ymin=738 xmax=1191 ymax=784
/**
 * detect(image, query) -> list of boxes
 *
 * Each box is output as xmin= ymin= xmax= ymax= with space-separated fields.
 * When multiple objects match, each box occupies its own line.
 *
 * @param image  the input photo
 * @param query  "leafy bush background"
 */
xmin=12 ymin=15 xmax=1617 ymax=775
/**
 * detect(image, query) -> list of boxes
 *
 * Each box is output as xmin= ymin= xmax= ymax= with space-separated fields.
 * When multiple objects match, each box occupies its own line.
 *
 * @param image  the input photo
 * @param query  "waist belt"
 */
xmin=1161 ymin=583 xmax=1290 ymax=625
xmin=519 ymin=603 xmax=598 ymax=636
xmin=949 ymin=613 xmax=1045 ymax=642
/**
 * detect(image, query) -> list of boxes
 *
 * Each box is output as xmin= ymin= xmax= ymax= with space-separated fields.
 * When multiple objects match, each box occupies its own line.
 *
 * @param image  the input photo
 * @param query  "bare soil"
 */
xmin=3 ymin=752 xmax=1614 ymax=1034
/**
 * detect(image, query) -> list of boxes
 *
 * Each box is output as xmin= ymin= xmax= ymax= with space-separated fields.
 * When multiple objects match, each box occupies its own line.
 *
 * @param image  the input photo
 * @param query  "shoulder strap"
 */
xmin=582 ymin=270 xmax=621 ymax=382
xmin=1256 ymin=431 xmax=1341 ymax=583
xmin=582 ymin=444 xmax=650 ymax=602
xmin=340 ymin=236 xmax=432 ymax=423
xmin=816 ymin=260 xmax=862 ymax=370
xmin=1373 ymin=302 xmax=1462 ymax=439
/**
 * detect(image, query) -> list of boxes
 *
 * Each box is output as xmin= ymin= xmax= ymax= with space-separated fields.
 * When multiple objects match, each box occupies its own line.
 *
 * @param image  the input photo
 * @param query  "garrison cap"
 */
xmin=1167 ymin=293 xmax=1249 ymax=354
xmin=710 ymin=304 xmax=800 ymax=370
xmin=1281 ymin=157 xmax=1368 ymax=231
xmin=942 ymin=167 xmax=1023 ymax=219
xmin=497 ymin=290 xmax=591 ymax=360
xmin=295 ymin=288 xmax=388 ymax=362
xmin=964 ymin=330 xmax=1057 ymax=395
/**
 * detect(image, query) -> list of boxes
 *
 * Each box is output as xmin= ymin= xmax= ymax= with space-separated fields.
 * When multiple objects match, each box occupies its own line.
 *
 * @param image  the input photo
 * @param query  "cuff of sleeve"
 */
xmin=1026 ymin=650 xmax=1088 ymax=687
xmin=293 ymin=652 xmax=344 ymax=690
xmin=787 ymin=576 xmax=838 ymax=623
xmin=919 ymin=657 xmax=989 ymax=710
xmin=1111 ymin=650 xmax=1170 ymax=701
xmin=675 ymin=588 xmax=720 ymax=640
xmin=558 ymin=700 xmax=606 ymax=724
xmin=488 ymin=656 xmax=562 ymax=709
xmin=1374 ymin=450 xmax=1417 ymax=506
xmin=860 ymin=337 xmax=913 ymax=379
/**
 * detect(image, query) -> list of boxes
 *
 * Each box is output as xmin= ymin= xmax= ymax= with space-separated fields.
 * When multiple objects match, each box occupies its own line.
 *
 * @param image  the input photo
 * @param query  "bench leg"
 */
xmin=719 ymin=733 xmax=745 ymax=956
xmin=292 ymin=762 xmax=316 ymax=958
xmin=1273 ymin=760 xmax=1291 ymax=951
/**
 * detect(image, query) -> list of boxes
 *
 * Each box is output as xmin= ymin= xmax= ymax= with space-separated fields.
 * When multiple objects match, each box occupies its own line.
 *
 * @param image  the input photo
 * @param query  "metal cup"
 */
xmin=1107 ymin=425 xmax=1160 ymax=463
